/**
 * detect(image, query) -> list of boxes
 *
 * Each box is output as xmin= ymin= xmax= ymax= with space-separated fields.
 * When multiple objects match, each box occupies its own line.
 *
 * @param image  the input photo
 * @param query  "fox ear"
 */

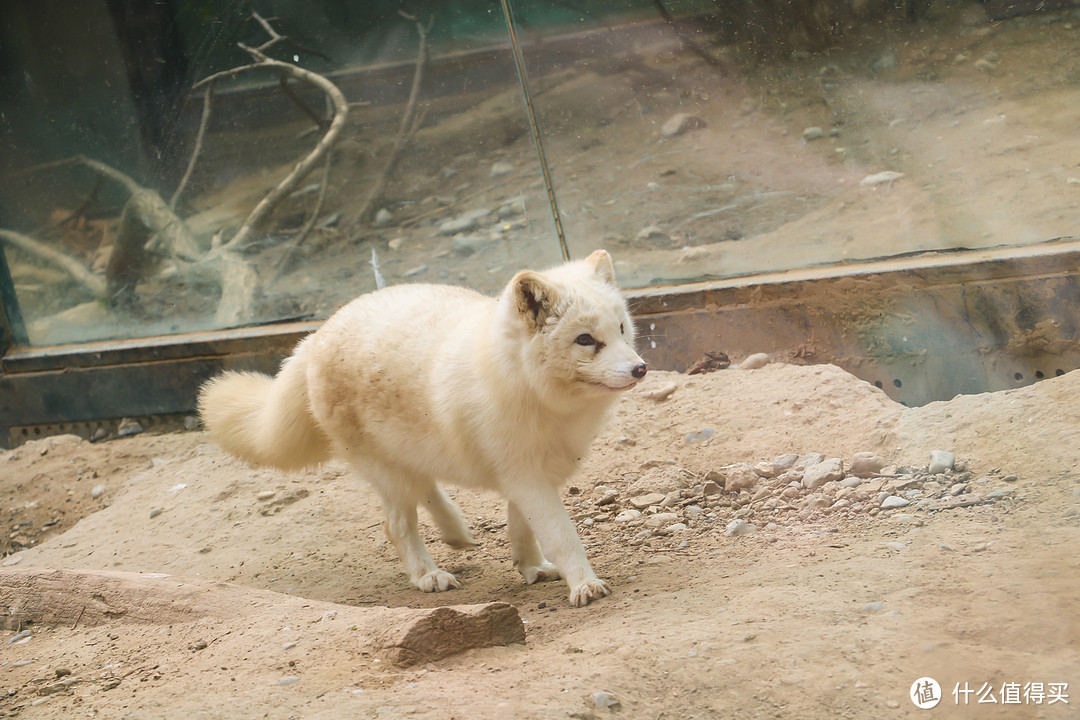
xmin=512 ymin=271 xmax=560 ymax=331
xmin=584 ymin=249 xmax=615 ymax=284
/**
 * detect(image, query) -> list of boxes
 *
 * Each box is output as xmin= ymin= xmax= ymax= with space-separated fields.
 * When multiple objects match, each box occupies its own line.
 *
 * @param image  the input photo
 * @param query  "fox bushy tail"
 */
xmin=197 ymin=343 xmax=331 ymax=471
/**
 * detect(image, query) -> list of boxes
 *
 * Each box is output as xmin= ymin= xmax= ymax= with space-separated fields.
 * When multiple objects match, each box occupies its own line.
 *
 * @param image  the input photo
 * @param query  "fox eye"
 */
xmin=574 ymin=333 xmax=597 ymax=346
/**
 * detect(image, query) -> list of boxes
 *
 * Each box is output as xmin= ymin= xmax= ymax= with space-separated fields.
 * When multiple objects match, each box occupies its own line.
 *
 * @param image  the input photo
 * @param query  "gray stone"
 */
xmin=685 ymin=428 xmax=715 ymax=444
xmin=90 ymin=484 xmax=105 ymax=499
xmin=880 ymin=495 xmax=910 ymax=509
xmin=802 ymin=126 xmax=826 ymax=141
xmin=802 ymin=458 xmax=844 ymax=490
xmin=928 ymin=450 xmax=955 ymax=474
xmin=117 ymin=418 xmax=143 ymax=438
xmin=772 ymin=453 xmax=800 ymax=473
xmin=374 ymin=208 xmax=394 ymax=226
xmin=795 ymin=453 xmax=825 ymax=469
xmin=149 ymin=508 xmax=164 ymax=519
xmin=592 ymin=691 xmax=621 ymax=710
xmin=614 ymin=509 xmax=641 ymax=522
xmin=489 ymin=161 xmax=514 ymax=178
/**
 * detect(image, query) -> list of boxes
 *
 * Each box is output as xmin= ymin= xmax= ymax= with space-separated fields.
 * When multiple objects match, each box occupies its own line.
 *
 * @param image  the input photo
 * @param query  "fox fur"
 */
xmin=198 ymin=249 xmax=646 ymax=606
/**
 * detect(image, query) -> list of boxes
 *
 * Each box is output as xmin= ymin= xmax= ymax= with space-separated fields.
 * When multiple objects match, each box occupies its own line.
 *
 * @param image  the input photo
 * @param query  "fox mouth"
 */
xmin=589 ymin=378 xmax=640 ymax=392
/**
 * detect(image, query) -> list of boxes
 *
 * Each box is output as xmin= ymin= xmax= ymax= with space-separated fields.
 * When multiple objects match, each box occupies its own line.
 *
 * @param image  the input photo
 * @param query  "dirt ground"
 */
xmin=2 ymin=361 xmax=1078 ymax=718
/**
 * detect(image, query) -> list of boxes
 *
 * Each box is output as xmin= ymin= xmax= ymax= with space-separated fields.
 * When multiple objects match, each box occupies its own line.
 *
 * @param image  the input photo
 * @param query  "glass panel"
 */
xmin=0 ymin=1 xmax=562 ymax=346
xmin=505 ymin=0 xmax=1080 ymax=288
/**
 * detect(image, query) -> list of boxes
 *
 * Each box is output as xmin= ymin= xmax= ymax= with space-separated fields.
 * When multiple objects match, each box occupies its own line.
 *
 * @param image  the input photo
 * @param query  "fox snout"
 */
xmin=631 ymin=362 xmax=648 ymax=379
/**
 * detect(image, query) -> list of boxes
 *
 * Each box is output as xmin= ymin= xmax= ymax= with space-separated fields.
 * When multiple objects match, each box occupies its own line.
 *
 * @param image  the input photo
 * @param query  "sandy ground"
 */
xmin=2 ymin=361 xmax=1078 ymax=718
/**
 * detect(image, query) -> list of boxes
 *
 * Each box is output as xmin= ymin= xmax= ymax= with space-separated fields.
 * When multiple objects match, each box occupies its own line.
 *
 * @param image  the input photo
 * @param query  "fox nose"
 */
xmin=631 ymin=363 xmax=648 ymax=379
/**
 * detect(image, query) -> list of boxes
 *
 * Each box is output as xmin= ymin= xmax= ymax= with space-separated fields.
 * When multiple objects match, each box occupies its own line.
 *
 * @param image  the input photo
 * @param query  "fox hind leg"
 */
xmin=424 ymin=484 xmax=477 ymax=549
xmin=366 ymin=468 xmax=460 ymax=593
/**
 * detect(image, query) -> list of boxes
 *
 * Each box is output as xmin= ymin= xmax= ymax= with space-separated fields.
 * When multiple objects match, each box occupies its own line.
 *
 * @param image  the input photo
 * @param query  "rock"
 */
xmin=256 ymin=490 xmax=277 ymax=501
xmin=849 ymin=452 xmax=885 ymax=478
xmin=630 ymin=493 xmax=666 ymax=509
xmin=840 ymin=477 xmax=862 ymax=488
xmin=772 ymin=453 xmax=800 ymax=473
xmin=752 ymin=462 xmax=774 ymax=478
xmin=802 ymin=126 xmax=826 ymax=141
xmin=451 ymin=235 xmax=488 ymax=256
xmin=795 ymin=453 xmax=825 ymax=469
xmin=665 ymin=523 xmax=688 ymax=532
xmin=592 ymin=691 xmax=621 ymax=710
xmin=596 ymin=489 xmax=619 ymax=506
xmin=277 ymin=676 xmax=300 ymax=686
xmin=802 ymin=458 xmax=844 ymax=490
xmin=489 ymin=161 xmax=514 ymax=178
xmin=636 ymin=225 xmax=669 ymax=242
xmin=702 ymin=480 xmax=723 ymax=497
xmin=117 ymin=418 xmax=143 ymax=437
xmin=660 ymin=113 xmax=706 ymax=138
xmin=90 ymin=484 xmax=105 ymax=499
xmin=640 ymin=382 xmax=677 ymax=401
xmin=723 ymin=463 xmax=759 ymax=492
xmin=615 ymin=509 xmax=642 ymax=522
xmin=880 ymin=495 xmax=910 ymax=509
xmin=986 ymin=488 xmax=1015 ymax=500
xmin=183 ymin=416 xmax=201 ymax=431
xmin=645 ymin=512 xmax=680 ymax=528
xmin=660 ymin=491 xmax=681 ymax=508
xmin=739 ymin=352 xmax=770 ymax=370
xmin=498 ymin=197 xmax=527 ymax=218
xmin=860 ymin=171 xmax=904 ymax=187
xmin=91 ymin=427 xmax=109 ymax=442
xmin=862 ymin=601 xmax=885 ymax=612
xmin=685 ymin=428 xmax=715 ymax=444
xmin=974 ymin=57 xmax=996 ymax=72
xmin=149 ymin=508 xmax=164 ymax=519
xmin=928 ymin=450 xmax=955 ymax=474
xmin=949 ymin=483 xmax=968 ymax=496
xmin=374 ymin=208 xmax=394 ymax=226
xmin=1002 ymin=474 xmax=1019 ymax=483
xmin=726 ymin=519 xmax=756 ymax=537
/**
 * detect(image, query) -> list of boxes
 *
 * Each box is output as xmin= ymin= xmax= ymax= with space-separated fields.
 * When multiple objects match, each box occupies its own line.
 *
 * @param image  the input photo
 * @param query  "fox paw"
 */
xmin=415 ymin=570 xmax=461 ymax=592
xmin=518 ymin=561 xmax=560 ymax=585
xmin=569 ymin=578 xmax=611 ymax=607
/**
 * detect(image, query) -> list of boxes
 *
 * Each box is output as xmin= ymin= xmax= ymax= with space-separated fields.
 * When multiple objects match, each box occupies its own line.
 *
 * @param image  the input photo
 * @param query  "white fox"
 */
xmin=198 ymin=250 xmax=646 ymax=606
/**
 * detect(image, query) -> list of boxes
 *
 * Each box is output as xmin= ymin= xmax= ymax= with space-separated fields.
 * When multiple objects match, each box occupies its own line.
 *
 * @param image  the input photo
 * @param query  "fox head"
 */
xmin=500 ymin=250 xmax=647 ymax=399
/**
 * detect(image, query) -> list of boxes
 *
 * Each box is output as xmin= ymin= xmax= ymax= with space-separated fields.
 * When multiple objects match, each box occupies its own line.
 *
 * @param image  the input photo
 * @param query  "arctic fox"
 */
xmin=198 ymin=250 xmax=646 ymax=606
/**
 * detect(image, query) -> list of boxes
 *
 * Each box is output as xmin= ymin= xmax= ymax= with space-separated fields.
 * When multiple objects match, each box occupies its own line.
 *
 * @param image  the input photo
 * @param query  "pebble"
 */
xmin=2 ymin=554 xmax=23 ymax=566
xmin=636 ymin=225 xmax=669 ymax=242
xmin=665 ymin=523 xmax=688 ymax=532
xmin=726 ymin=519 xmax=756 ymax=537
xmin=660 ymin=113 xmax=706 ymax=138
xmin=91 ymin=484 xmax=105 ymax=499
xmin=489 ymin=161 xmax=514 ymax=178
xmin=117 ymin=418 xmax=143 ymax=437
xmin=849 ymin=452 xmax=885 ymax=478
xmin=685 ymin=428 xmax=715 ymax=444
xmin=986 ymin=488 xmax=1015 ymax=500
xmin=724 ymin=463 xmax=759 ymax=492
xmin=802 ymin=126 xmax=826 ymax=141
xmin=630 ymin=493 xmax=666 ymax=509
xmin=373 ymin=208 xmax=393 ymax=226
xmin=149 ymin=508 xmax=164 ymax=519
xmin=183 ymin=416 xmax=201 ymax=431
xmin=645 ymin=512 xmax=680 ymax=528
xmin=282 ymin=642 xmax=297 ymax=651
xmin=592 ymin=691 xmax=621 ymax=710
xmin=277 ymin=676 xmax=300 ymax=686
xmin=596 ymin=489 xmax=619 ymax=506
xmin=860 ymin=171 xmax=904 ymax=187
xmin=256 ymin=490 xmax=277 ymax=501
xmin=452 ymin=235 xmax=488 ymax=256
xmin=1002 ymin=474 xmax=1018 ymax=483
xmin=8 ymin=630 xmax=31 ymax=645
xmin=640 ymin=382 xmax=677 ymax=401
xmin=795 ymin=453 xmax=825 ymax=469
xmin=702 ymin=480 xmax=723 ymax=497
xmin=739 ymin=352 xmax=770 ymax=370
xmin=615 ymin=509 xmax=642 ymax=522
xmin=802 ymin=458 xmax=844 ymax=490
xmin=862 ymin=602 xmax=885 ymax=612
xmin=880 ymin=496 xmax=910 ymax=509
xmin=928 ymin=450 xmax=955 ymax=474
xmin=772 ymin=453 xmax=799 ymax=473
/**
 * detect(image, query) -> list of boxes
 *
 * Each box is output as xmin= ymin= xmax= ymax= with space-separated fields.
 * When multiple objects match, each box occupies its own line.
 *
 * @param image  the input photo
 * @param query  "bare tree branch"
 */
xmin=0 ymin=228 xmax=108 ymax=300
xmin=171 ymin=83 xmax=214 ymax=211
